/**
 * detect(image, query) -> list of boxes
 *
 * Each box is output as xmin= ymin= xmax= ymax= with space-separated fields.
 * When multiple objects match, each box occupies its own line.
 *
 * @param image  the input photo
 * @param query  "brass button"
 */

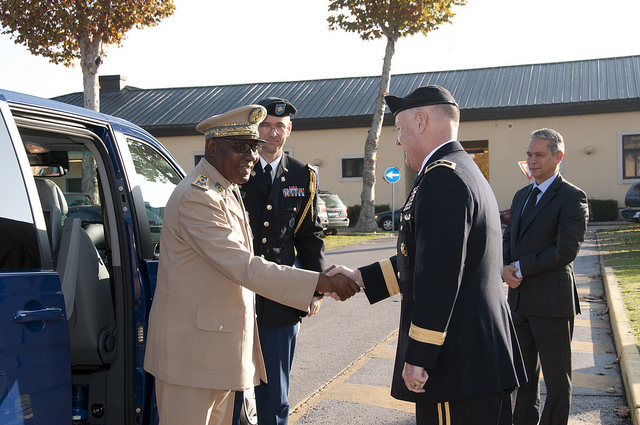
xmin=397 ymin=271 xmax=401 ymax=279
xmin=218 ymin=325 xmax=223 ymax=331
xmin=261 ymin=254 xmax=265 ymax=258
xmin=266 ymin=205 xmax=272 ymax=210
xmin=262 ymin=238 xmax=267 ymax=243
xmin=264 ymin=221 xmax=269 ymax=227
xmin=401 ymin=243 xmax=408 ymax=256
xmin=293 ymin=207 xmax=297 ymax=212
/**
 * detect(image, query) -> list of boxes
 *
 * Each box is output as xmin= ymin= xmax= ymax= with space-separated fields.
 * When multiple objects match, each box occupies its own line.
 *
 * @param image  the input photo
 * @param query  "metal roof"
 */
xmin=53 ymin=55 xmax=640 ymax=135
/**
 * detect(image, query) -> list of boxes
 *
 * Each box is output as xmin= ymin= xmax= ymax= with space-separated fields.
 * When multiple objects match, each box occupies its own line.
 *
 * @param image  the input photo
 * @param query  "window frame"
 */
xmin=339 ymin=154 xmax=364 ymax=182
xmin=619 ymin=130 xmax=640 ymax=183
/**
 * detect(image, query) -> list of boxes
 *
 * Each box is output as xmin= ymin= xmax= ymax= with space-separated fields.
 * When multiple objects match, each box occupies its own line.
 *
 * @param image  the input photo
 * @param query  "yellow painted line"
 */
xmin=572 ymin=372 xmax=622 ymax=392
xmin=574 ymin=317 xmax=609 ymax=329
xmin=290 ymin=331 xmax=400 ymax=423
xmin=371 ymin=345 xmax=396 ymax=360
xmin=571 ymin=340 xmax=614 ymax=354
xmin=323 ymin=382 xmax=414 ymax=413
xmin=539 ymin=371 xmax=621 ymax=392
xmin=576 ymin=287 xmax=603 ymax=294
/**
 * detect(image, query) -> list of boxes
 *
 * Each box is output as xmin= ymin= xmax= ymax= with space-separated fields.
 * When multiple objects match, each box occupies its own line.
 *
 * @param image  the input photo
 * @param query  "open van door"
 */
xmin=0 ymin=100 xmax=72 ymax=424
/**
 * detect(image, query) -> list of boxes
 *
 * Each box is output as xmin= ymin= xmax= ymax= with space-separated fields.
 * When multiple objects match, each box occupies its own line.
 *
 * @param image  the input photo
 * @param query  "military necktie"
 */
xmin=520 ymin=186 xmax=541 ymax=226
xmin=264 ymin=163 xmax=273 ymax=192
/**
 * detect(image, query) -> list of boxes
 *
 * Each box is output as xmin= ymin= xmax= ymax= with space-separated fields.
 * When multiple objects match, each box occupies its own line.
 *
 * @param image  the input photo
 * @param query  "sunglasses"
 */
xmin=224 ymin=139 xmax=262 ymax=154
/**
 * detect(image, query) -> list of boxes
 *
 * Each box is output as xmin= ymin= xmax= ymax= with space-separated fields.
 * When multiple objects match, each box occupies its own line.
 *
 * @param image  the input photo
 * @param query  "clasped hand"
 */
xmin=502 ymin=262 xmax=522 ymax=288
xmin=316 ymin=266 xmax=362 ymax=301
xmin=321 ymin=265 xmax=364 ymax=301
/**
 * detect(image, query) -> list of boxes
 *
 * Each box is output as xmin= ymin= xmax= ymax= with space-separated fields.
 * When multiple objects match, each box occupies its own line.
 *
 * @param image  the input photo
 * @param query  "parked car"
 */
xmin=317 ymin=196 xmax=329 ymax=230
xmin=622 ymin=179 xmax=640 ymax=221
xmin=318 ymin=192 xmax=349 ymax=235
xmin=0 ymin=88 xmax=189 ymax=425
xmin=375 ymin=209 xmax=402 ymax=231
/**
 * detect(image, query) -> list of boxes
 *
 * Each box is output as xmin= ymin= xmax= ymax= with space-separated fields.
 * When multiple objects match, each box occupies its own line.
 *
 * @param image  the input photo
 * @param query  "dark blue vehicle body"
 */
xmin=0 ymin=89 xmax=185 ymax=425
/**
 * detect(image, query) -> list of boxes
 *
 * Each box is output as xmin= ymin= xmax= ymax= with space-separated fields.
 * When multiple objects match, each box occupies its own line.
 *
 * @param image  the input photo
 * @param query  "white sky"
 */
xmin=1 ymin=0 xmax=639 ymax=99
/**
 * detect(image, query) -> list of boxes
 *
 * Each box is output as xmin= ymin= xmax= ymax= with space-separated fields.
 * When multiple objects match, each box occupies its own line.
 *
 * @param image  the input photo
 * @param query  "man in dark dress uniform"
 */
xmin=236 ymin=97 xmax=325 ymax=425
xmin=329 ymin=86 xmax=526 ymax=424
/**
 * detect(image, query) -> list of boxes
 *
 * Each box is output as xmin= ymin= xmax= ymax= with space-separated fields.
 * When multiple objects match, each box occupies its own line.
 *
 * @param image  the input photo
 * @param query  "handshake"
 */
xmin=315 ymin=265 xmax=364 ymax=301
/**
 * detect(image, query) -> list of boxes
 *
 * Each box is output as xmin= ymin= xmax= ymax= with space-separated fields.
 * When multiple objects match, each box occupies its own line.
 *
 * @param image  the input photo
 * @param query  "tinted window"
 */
xmin=341 ymin=157 xmax=363 ymax=178
xmin=321 ymin=195 xmax=345 ymax=208
xmin=0 ymin=115 xmax=41 ymax=270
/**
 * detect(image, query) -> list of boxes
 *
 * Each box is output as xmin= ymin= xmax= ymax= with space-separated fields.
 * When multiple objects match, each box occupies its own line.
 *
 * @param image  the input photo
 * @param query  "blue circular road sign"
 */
xmin=384 ymin=166 xmax=401 ymax=183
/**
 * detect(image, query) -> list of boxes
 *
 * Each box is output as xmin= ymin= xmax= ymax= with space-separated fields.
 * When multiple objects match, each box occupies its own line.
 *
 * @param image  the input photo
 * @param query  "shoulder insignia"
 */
xmin=424 ymin=160 xmax=456 ymax=174
xmin=215 ymin=182 xmax=225 ymax=194
xmin=191 ymin=174 xmax=209 ymax=190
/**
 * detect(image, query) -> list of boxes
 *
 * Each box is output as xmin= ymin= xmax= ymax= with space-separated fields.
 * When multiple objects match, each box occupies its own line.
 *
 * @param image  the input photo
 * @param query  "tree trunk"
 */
xmin=79 ymin=33 xmax=102 ymax=112
xmin=354 ymin=35 xmax=396 ymax=232
xmin=78 ymin=33 xmax=102 ymax=201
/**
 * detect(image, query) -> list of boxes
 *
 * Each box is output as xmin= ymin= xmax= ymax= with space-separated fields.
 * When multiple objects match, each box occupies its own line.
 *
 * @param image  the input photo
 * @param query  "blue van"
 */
xmin=0 ymin=89 xmax=186 ymax=425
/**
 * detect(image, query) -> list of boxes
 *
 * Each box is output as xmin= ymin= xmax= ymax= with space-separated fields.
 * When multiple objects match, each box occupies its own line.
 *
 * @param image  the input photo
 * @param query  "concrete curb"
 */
xmin=601 ymin=263 xmax=640 ymax=424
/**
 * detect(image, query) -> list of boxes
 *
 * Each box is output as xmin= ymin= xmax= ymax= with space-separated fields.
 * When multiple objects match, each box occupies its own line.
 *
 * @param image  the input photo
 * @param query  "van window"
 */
xmin=0 ymin=118 xmax=41 ymax=270
xmin=127 ymin=138 xmax=181 ymax=247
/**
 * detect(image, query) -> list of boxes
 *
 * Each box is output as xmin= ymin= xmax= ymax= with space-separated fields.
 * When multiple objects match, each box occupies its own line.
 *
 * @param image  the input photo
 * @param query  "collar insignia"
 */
xmin=191 ymin=174 xmax=209 ymax=190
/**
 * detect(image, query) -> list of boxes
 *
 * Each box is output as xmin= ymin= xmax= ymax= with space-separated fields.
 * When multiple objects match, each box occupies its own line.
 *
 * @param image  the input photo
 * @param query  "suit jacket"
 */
xmin=359 ymin=141 xmax=525 ymax=404
xmin=144 ymin=159 xmax=319 ymax=391
xmin=503 ymin=174 xmax=588 ymax=317
xmin=240 ymin=154 xmax=325 ymax=328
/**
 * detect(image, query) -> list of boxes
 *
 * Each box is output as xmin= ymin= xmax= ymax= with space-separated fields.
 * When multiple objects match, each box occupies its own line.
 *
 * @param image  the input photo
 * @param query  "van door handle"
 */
xmin=14 ymin=308 xmax=64 ymax=324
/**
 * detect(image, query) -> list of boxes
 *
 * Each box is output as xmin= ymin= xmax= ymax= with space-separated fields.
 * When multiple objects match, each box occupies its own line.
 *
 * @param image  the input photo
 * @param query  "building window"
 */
xmin=339 ymin=155 xmax=364 ymax=181
xmin=618 ymin=131 xmax=640 ymax=183
xmin=623 ymin=134 xmax=640 ymax=179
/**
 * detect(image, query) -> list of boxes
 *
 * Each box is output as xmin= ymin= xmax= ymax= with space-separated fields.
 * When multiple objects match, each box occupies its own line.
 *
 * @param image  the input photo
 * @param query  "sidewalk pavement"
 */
xmin=291 ymin=226 xmax=636 ymax=424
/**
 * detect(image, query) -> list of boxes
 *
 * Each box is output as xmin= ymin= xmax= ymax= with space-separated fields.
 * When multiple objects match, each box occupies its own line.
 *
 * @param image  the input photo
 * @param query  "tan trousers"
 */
xmin=155 ymin=379 xmax=234 ymax=425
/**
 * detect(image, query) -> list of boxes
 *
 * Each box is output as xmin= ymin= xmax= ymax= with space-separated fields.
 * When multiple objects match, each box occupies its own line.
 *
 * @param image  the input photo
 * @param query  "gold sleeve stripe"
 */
xmin=380 ymin=259 xmax=400 ymax=297
xmin=409 ymin=323 xmax=446 ymax=346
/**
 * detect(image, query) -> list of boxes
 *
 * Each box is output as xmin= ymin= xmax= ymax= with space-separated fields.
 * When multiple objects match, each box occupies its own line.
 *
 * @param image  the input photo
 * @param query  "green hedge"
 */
xmin=346 ymin=204 xmax=392 ymax=227
xmin=588 ymin=198 xmax=619 ymax=222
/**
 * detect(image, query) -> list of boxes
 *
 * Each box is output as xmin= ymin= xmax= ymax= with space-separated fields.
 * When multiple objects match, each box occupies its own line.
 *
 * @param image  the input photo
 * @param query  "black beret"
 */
xmin=384 ymin=85 xmax=458 ymax=115
xmin=255 ymin=97 xmax=297 ymax=117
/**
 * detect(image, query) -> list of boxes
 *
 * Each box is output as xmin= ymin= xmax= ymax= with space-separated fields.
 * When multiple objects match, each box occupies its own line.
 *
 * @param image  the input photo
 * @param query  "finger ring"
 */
xmin=413 ymin=382 xmax=422 ymax=389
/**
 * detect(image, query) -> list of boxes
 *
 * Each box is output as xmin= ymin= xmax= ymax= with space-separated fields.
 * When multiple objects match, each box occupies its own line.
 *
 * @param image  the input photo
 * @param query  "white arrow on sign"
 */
xmin=384 ymin=167 xmax=401 ymax=183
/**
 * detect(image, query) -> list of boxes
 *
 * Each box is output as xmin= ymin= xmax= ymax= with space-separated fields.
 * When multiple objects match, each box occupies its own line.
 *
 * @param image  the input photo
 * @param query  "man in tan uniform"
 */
xmin=144 ymin=104 xmax=359 ymax=425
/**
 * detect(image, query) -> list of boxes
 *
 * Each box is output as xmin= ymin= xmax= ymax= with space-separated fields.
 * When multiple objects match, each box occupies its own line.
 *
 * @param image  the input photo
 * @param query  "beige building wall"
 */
xmin=157 ymin=110 xmax=640 ymax=212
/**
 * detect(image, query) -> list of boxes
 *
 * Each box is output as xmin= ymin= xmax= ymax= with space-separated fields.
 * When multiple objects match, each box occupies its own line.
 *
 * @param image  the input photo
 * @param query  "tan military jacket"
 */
xmin=144 ymin=159 xmax=318 ymax=390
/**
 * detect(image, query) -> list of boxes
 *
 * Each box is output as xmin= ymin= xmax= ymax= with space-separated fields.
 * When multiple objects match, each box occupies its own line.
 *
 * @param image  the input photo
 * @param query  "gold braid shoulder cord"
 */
xmin=294 ymin=165 xmax=317 ymax=235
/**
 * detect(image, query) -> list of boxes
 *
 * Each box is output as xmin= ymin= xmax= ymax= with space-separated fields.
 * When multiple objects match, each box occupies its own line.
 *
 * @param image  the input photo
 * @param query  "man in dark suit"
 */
xmin=502 ymin=128 xmax=589 ymax=425
xmin=329 ymin=86 xmax=526 ymax=424
xmin=237 ymin=97 xmax=325 ymax=425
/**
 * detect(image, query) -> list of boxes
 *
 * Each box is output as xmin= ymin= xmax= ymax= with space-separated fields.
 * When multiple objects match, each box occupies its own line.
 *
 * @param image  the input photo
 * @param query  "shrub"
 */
xmin=347 ymin=204 xmax=393 ymax=227
xmin=588 ymin=199 xmax=619 ymax=222
xmin=347 ymin=205 xmax=361 ymax=227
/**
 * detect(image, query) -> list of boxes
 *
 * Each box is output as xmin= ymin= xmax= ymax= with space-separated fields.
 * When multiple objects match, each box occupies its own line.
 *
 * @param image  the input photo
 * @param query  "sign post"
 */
xmin=384 ymin=166 xmax=401 ymax=232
